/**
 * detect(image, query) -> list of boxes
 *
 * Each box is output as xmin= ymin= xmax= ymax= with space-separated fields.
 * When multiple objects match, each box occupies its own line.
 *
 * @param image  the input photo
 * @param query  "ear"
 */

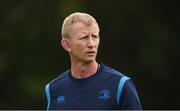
xmin=61 ymin=38 xmax=72 ymax=52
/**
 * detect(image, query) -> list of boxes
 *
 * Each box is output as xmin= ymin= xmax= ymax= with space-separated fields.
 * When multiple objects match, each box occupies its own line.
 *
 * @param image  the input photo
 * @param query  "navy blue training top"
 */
xmin=45 ymin=63 xmax=142 ymax=110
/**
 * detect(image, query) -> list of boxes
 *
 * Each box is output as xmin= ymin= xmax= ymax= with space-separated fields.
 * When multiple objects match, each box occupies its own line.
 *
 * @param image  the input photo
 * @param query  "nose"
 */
xmin=87 ymin=36 xmax=95 ymax=48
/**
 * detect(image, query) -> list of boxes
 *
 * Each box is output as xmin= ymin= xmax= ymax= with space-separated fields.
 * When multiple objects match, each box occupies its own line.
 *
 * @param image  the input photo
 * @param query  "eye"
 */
xmin=92 ymin=35 xmax=98 ymax=39
xmin=80 ymin=35 xmax=88 ymax=40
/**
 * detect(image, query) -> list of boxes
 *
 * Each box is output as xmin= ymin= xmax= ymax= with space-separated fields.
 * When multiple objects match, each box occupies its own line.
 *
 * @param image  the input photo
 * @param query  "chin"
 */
xmin=83 ymin=58 xmax=95 ymax=63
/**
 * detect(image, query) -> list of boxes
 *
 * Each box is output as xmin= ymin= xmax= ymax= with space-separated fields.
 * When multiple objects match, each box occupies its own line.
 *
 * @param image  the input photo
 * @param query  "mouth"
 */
xmin=86 ymin=51 xmax=96 ymax=55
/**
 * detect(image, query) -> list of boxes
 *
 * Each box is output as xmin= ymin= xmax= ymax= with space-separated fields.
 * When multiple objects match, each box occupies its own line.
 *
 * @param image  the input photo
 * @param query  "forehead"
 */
xmin=69 ymin=22 xmax=99 ymax=36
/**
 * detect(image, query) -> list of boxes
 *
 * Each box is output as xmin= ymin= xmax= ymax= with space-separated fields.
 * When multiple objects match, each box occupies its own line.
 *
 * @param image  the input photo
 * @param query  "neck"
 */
xmin=71 ymin=61 xmax=99 ymax=79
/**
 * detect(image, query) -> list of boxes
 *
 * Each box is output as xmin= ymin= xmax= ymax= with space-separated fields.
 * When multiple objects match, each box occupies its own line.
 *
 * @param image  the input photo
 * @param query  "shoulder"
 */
xmin=101 ymin=63 xmax=127 ymax=80
xmin=46 ymin=70 xmax=70 ymax=87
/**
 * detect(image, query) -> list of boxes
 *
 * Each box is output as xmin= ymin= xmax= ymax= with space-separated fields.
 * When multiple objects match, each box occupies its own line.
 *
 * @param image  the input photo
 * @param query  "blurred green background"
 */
xmin=0 ymin=0 xmax=180 ymax=109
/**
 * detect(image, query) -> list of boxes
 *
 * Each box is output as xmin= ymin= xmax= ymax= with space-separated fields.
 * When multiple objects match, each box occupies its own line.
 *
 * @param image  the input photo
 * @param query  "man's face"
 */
xmin=68 ymin=22 xmax=100 ymax=63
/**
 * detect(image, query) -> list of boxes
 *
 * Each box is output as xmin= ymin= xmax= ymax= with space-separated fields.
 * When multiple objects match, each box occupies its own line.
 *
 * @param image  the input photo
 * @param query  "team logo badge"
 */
xmin=98 ymin=89 xmax=111 ymax=100
xmin=57 ymin=96 xmax=66 ymax=104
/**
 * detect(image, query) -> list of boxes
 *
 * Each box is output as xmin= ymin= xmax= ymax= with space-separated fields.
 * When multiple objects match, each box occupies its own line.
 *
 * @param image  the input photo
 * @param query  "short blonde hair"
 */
xmin=61 ymin=12 xmax=100 ymax=38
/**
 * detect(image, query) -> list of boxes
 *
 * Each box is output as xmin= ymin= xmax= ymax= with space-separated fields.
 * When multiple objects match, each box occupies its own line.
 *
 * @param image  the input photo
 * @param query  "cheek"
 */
xmin=74 ymin=43 xmax=84 ymax=52
xmin=96 ymin=40 xmax=100 ymax=47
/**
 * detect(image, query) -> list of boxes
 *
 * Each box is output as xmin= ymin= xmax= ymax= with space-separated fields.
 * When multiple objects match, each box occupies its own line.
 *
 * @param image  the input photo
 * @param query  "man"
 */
xmin=45 ymin=12 xmax=142 ymax=110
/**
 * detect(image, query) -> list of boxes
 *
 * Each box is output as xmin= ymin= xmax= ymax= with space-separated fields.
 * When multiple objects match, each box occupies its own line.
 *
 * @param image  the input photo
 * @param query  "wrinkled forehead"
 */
xmin=69 ymin=22 xmax=99 ymax=37
xmin=71 ymin=21 xmax=99 ymax=31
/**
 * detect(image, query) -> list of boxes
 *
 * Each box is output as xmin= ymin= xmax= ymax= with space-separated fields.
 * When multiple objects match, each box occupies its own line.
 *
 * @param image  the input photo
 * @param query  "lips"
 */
xmin=86 ymin=51 xmax=96 ymax=55
xmin=87 ymin=51 xmax=96 ymax=53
